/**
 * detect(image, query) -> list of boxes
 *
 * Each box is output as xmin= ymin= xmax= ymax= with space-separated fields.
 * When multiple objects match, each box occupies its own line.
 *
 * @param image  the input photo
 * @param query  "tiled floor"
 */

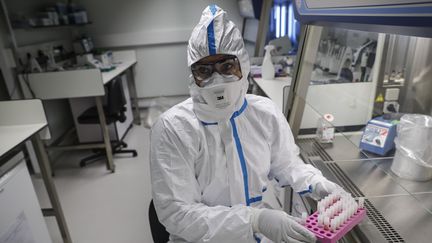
xmin=32 ymin=126 xmax=154 ymax=243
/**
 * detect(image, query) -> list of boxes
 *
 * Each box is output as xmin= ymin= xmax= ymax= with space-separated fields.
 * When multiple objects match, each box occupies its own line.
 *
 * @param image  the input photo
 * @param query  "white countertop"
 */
xmin=102 ymin=60 xmax=137 ymax=84
xmin=0 ymin=123 xmax=46 ymax=157
xmin=254 ymin=76 xmax=292 ymax=111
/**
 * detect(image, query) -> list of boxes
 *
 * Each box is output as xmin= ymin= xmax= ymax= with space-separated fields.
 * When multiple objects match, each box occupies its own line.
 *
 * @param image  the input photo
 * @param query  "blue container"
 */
xmin=359 ymin=116 xmax=398 ymax=156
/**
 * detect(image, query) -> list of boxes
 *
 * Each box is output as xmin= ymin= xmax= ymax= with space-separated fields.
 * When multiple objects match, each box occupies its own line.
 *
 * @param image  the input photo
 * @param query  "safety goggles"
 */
xmin=191 ymin=54 xmax=243 ymax=86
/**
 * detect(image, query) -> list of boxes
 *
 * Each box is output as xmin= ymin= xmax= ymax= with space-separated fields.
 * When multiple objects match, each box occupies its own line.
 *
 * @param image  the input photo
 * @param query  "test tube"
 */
xmin=330 ymin=220 xmax=337 ymax=232
xmin=358 ymin=197 xmax=365 ymax=208
xmin=325 ymin=208 xmax=330 ymax=216
xmin=326 ymin=206 xmax=331 ymax=215
xmin=328 ymin=197 xmax=333 ymax=206
xmin=318 ymin=215 xmax=324 ymax=227
xmin=332 ymin=206 xmax=337 ymax=217
xmin=324 ymin=216 xmax=330 ymax=230
xmin=350 ymin=206 xmax=355 ymax=217
xmin=336 ymin=216 xmax=342 ymax=228
xmin=322 ymin=211 xmax=328 ymax=220
xmin=301 ymin=212 xmax=307 ymax=225
xmin=330 ymin=194 xmax=336 ymax=203
xmin=334 ymin=202 xmax=340 ymax=213
xmin=324 ymin=197 xmax=330 ymax=208
xmin=342 ymin=212 xmax=348 ymax=222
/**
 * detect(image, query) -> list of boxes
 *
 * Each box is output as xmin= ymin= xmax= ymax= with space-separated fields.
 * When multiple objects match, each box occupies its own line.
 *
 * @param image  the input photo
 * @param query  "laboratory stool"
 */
xmin=77 ymin=77 xmax=137 ymax=167
xmin=149 ymin=200 xmax=170 ymax=243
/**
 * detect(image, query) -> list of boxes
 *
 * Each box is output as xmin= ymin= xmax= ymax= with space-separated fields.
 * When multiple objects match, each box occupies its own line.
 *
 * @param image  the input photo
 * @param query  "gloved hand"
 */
xmin=310 ymin=177 xmax=345 ymax=200
xmin=251 ymin=208 xmax=316 ymax=243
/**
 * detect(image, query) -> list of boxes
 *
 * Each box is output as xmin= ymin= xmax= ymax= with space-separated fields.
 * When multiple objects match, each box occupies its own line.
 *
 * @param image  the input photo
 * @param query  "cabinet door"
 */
xmin=0 ymin=157 xmax=52 ymax=243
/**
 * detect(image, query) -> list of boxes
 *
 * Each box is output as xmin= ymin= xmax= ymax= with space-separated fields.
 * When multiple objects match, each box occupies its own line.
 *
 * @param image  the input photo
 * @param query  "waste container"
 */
xmin=391 ymin=114 xmax=432 ymax=181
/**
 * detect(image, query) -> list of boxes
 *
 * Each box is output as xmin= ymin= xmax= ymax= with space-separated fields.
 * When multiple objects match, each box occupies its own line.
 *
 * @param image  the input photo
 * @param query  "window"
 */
xmin=270 ymin=0 xmax=300 ymax=48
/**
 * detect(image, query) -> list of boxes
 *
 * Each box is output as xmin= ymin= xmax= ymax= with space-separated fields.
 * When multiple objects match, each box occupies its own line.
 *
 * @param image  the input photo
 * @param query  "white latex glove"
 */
xmin=251 ymin=208 xmax=316 ymax=243
xmin=310 ymin=177 xmax=345 ymax=200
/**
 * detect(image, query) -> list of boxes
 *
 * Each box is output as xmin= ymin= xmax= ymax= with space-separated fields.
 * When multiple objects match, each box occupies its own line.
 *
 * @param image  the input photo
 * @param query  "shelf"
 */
xmin=13 ymin=22 xmax=92 ymax=30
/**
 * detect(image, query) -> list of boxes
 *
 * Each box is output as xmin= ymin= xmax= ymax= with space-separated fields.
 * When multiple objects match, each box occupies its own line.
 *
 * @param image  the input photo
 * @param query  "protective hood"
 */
xmin=187 ymin=4 xmax=250 ymax=122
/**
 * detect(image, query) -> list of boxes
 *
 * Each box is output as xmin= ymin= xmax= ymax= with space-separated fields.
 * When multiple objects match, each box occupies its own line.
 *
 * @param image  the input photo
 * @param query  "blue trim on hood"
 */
xmin=209 ymin=4 xmax=217 ymax=15
xmin=207 ymin=5 xmax=217 ymax=55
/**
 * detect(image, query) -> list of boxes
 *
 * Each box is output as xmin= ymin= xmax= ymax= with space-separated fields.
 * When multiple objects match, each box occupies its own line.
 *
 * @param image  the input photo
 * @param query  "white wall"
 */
xmin=78 ymin=0 xmax=244 ymax=98
xmin=243 ymin=18 xmax=259 ymax=57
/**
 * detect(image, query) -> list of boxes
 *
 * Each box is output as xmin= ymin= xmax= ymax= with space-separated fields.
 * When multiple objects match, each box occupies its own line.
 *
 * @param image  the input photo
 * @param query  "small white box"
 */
xmin=385 ymin=88 xmax=400 ymax=101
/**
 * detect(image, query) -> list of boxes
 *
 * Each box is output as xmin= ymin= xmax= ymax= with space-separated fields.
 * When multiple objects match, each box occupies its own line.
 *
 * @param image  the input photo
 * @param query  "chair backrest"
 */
xmin=149 ymin=200 xmax=170 ymax=243
xmin=107 ymin=77 xmax=127 ymax=122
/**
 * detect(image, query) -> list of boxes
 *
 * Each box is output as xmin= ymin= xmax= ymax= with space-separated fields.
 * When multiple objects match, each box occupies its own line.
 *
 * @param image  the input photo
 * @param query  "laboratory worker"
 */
xmin=150 ymin=5 xmax=343 ymax=243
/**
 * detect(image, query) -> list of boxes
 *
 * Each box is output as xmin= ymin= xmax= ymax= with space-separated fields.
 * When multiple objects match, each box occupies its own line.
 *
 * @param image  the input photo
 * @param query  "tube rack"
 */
xmin=302 ymin=194 xmax=366 ymax=243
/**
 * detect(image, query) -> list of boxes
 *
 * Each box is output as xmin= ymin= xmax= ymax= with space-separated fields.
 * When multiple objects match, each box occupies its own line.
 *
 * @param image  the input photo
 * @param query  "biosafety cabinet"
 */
xmin=284 ymin=1 xmax=432 ymax=242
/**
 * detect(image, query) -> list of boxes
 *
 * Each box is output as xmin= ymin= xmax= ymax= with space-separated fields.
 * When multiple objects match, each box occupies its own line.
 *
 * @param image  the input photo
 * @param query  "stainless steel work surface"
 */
xmin=411 ymin=193 xmax=432 ymax=214
xmin=372 ymin=159 xmax=432 ymax=194
xmin=368 ymin=195 xmax=432 ymax=243
xmin=297 ymin=134 xmax=394 ymax=163
xmin=298 ymin=137 xmax=432 ymax=242
xmin=334 ymin=160 xmax=409 ymax=197
xmin=298 ymin=135 xmax=365 ymax=161
xmin=324 ymin=160 xmax=432 ymax=243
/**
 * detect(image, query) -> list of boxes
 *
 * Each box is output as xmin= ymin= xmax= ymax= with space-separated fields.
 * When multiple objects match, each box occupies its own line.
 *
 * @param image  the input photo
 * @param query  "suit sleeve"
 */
xmin=267 ymin=102 xmax=324 ymax=193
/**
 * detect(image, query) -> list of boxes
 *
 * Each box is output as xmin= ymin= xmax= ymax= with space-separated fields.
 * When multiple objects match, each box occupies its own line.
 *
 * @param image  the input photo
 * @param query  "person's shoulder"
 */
xmin=158 ymin=98 xmax=196 ymax=123
xmin=152 ymin=98 xmax=200 ymax=132
xmin=246 ymin=94 xmax=280 ymax=115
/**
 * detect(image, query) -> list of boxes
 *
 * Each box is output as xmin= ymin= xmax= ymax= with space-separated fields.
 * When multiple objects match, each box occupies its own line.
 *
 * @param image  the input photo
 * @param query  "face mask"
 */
xmin=189 ymin=77 xmax=247 ymax=121
xmin=199 ymin=80 xmax=242 ymax=109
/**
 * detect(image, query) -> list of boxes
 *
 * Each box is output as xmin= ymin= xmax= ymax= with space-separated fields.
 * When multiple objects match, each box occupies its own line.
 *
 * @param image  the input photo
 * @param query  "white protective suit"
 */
xmin=150 ymin=5 xmax=330 ymax=243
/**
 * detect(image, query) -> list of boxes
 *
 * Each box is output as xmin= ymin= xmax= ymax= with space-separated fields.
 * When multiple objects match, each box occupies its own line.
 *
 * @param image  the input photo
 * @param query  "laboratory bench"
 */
xmin=0 ymin=99 xmax=71 ymax=243
xmin=297 ymin=133 xmax=394 ymax=162
xmin=19 ymin=50 xmax=140 ymax=172
xmin=295 ymin=135 xmax=432 ymax=243
xmin=252 ymin=76 xmax=291 ymax=112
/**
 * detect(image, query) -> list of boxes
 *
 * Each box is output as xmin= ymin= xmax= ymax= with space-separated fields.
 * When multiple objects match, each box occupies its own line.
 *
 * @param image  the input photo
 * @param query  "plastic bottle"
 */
xmin=262 ymin=45 xmax=275 ymax=80
xmin=316 ymin=113 xmax=335 ymax=143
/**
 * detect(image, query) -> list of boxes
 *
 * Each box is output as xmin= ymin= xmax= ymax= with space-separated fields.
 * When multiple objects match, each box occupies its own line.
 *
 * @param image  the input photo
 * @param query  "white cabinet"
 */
xmin=0 ymin=154 xmax=52 ymax=243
